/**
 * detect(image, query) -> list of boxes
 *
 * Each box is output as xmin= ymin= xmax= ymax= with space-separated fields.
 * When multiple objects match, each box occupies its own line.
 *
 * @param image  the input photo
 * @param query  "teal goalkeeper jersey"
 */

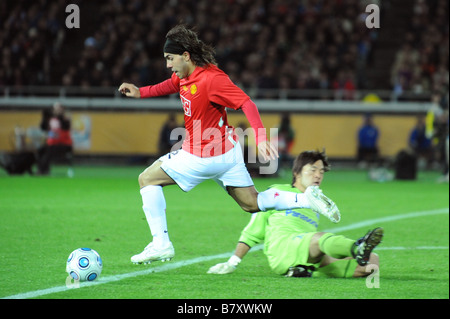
xmin=238 ymin=184 xmax=320 ymax=248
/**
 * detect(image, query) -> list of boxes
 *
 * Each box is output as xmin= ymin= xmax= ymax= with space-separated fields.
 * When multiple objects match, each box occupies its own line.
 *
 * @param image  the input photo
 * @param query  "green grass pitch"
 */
xmin=0 ymin=165 xmax=448 ymax=300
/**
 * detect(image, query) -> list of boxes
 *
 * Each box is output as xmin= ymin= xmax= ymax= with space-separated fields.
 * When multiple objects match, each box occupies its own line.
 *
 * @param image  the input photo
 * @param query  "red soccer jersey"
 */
xmin=140 ymin=65 xmax=250 ymax=157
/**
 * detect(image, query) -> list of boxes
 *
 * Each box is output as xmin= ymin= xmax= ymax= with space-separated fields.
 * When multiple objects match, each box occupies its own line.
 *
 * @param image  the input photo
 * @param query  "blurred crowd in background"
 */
xmin=0 ymin=0 xmax=448 ymax=99
xmin=390 ymin=0 xmax=448 ymax=96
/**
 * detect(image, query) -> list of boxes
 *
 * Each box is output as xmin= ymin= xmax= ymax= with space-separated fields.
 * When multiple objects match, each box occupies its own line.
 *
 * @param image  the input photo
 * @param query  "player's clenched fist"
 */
xmin=257 ymin=140 xmax=279 ymax=162
xmin=118 ymin=83 xmax=140 ymax=98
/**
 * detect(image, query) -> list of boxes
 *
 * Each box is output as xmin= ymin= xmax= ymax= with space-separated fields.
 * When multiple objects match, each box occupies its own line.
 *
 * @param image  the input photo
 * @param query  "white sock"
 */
xmin=256 ymin=188 xmax=310 ymax=212
xmin=140 ymin=185 xmax=170 ymax=249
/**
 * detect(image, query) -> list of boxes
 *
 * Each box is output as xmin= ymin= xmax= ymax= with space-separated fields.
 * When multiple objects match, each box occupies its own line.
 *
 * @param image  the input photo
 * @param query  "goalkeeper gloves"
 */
xmin=207 ymin=255 xmax=241 ymax=274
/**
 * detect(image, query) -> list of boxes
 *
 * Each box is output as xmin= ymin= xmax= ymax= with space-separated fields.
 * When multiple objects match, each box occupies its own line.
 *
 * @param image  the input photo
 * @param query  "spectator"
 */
xmin=272 ymin=113 xmax=295 ymax=174
xmin=5 ymin=0 xmax=445 ymax=101
xmin=433 ymin=106 xmax=449 ymax=178
xmin=37 ymin=102 xmax=73 ymax=175
xmin=158 ymin=113 xmax=183 ymax=156
xmin=409 ymin=115 xmax=433 ymax=169
xmin=357 ymin=113 xmax=379 ymax=168
xmin=426 ymin=91 xmax=448 ymax=175
xmin=0 ymin=1 xmax=67 ymax=86
xmin=2 ymin=0 xmax=382 ymax=97
xmin=436 ymin=115 xmax=449 ymax=183
xmin=392 ymin=0 xmax=449 ymax=96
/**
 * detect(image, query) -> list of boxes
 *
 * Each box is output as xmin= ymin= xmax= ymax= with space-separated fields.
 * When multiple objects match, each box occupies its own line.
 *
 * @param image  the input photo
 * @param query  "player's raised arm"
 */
xmin=257 ymin=140 xmax=279 ymax=162
xmin=118 ymin=82 xmax=140 ymax=98
xmin=120 ymin=78 xmax=179 ymax=99
xmin=240 ymin=99 xmax=279 ymax=162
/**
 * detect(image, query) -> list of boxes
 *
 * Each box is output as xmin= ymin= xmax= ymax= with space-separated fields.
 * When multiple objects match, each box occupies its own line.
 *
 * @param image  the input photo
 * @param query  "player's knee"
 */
xmin=309 ymin=232 xmax=327 ymax=249
xmin=307 ymin=232 xmax=326 ymax=262
xmin=139 ymin=161 xmax=175 ymax=188
xmin=138 ymin=167 xmax=157 ymax=187
xmin=138 ymin=161 xmax=162 ymax=187
xmin=138 ymin=170 xmax=149 ymax=187
xmin=227 ymin=186 xmax=259 ymax=213
xmin=236 ymin=195 xmax=259 ymax=212
xmin=240 ymin=201 xmax=259 ymax=213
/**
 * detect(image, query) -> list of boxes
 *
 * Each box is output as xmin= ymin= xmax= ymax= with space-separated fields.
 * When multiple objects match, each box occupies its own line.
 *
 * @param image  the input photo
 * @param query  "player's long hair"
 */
xmin=166 ymin=24 xmax=217 ymax=67
xmin=291 ymin=150 xmax=330 ymax=186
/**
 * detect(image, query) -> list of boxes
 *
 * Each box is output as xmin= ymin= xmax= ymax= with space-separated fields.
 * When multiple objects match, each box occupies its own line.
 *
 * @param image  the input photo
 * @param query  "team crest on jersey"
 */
xmin=180 ymin=95 xmax=191 ymax=116
xmin=190 ymin=84 xmax=197 ymax=95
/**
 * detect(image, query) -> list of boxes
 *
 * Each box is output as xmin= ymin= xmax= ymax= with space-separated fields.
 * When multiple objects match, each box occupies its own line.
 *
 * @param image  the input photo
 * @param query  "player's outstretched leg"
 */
xmin=131 ymin=242 xmax=175 ymax=265
xmin=304 ymin=186 xmax=340 ymax=223
xmin=352 ymin=227 xmax=384 ymax=266
xmin=255 ymin=186 xmax=340 ymax=224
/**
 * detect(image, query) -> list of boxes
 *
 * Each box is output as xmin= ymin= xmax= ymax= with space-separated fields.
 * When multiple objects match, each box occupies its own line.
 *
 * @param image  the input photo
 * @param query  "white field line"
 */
xmin=376 ymin=246 xmax=448 ymax=250
xmin=2 ymin=207 xmax=448 ymax=299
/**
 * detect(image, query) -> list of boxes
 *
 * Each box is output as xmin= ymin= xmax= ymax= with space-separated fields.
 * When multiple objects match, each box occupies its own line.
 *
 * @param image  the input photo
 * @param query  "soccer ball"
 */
xmin=66 ymin=248 xmax=102 ymax=282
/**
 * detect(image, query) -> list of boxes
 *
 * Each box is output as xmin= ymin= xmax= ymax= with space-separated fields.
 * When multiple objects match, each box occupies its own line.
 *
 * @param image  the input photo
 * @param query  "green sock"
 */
xmin=313 ymin=259 xmax=358 ymax=278
xmin=318 ymin=233 xmax=355 ymax=259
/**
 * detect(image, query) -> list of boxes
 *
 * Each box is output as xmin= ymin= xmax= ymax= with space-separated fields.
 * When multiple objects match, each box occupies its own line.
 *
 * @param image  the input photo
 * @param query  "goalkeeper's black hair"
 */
xmin=291 ymin=149 xmax=330 ymax=186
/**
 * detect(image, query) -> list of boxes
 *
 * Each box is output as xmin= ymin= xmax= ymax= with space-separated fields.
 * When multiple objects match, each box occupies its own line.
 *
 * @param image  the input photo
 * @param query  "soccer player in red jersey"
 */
xmin=119 ymin=25 xmax=339 ymax=265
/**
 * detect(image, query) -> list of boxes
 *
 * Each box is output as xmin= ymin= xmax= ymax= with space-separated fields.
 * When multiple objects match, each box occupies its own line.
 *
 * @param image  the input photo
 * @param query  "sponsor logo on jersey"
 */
xmin=180 ymin=95 xmax=191 ymax=116
xmin=190 ymin=84 xmax=197 ymax=95
xmin=285 ymin=209 xmax=318 ymax=228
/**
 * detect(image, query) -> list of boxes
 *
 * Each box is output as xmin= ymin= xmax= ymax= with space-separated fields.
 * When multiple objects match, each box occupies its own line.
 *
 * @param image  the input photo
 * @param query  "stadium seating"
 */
xmin=0 ymin=0 xmax=447 ymax=99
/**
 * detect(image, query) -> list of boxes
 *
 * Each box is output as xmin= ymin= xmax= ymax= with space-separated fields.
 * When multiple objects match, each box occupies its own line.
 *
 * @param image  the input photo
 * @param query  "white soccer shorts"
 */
xmin=159 ymin=142 xmax=254 ymax=192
